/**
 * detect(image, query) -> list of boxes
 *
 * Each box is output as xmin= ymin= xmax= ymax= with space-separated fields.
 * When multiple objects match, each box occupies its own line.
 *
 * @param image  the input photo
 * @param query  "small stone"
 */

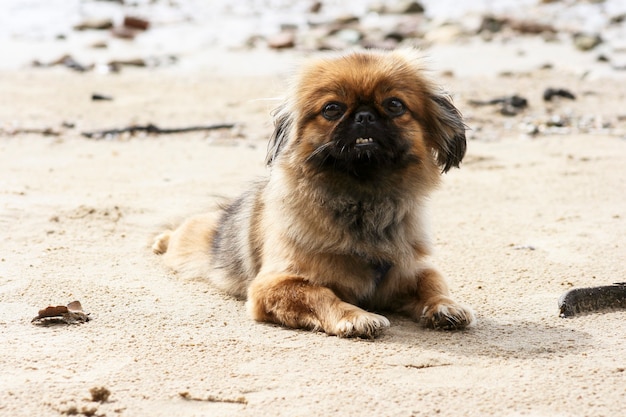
xmin=402 ymin=1 xmax=425 ymax=14
xmin=89 ymin=387 xmax=111 ymax=403
xmin=543 ymin=88 xmax=576 ymax=101
xmin=280 ymin=23 xmax=299 ymax=31
xmin=384 ymin=31 xmax=405 ymax=42
xmin=74 ymin=18 xmax=114 ymax=31
xmin=267 ymin=32 xmax=296 ymax=49
xmin=596 ymin=54 xmax=609 ymax=62
xmin=524 ymin=123 xmax=540 ymax=136
xmin=424 ymin=24 xmax=463 ymax=44
xmin=334 ymin=28 xmax=362 ymax=45
xmin=333 ymin=14 xmax=359 ymax=25
xmin=509 ymin=19 xmax=556 ymax=35
xmin=90 ymin=40 xmax=108 ymax=49
xmin=111 ymin=27 xmax=137 ymax=40
xmin=478 ymin=15 xmax=508 ymax=34
xmin=382 ymin=1 xmax=425 ymax=14
xmin=123 ymin=16 xmax=150 ymax=31
xmin=309 ymin=1 xmax=322 ymax=13
xmin=610 ymin=13 xmax=626 ymax=25
xmin=107 ymin=58 xmax=147 ymax=67
xmin=573 ymin=32 xmax=602 ymax=51
xmin=547 ymin=115 xmax=567 ymax=127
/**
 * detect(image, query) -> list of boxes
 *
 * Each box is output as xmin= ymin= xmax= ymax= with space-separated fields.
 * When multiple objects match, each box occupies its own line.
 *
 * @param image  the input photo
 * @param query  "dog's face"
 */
xmin=267 ymin=50 xmax=466 ymax=182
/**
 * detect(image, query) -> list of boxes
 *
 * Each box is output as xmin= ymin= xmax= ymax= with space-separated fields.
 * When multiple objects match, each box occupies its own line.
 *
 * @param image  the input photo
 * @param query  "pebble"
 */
xmin=111 ymin=27 xmax=138 ymax=40
xmin=309 ymin=1 xmax=322 ymax=13
xmin=333 ymin=15 xmax=360 ymax=25
xmin=267 ymin=31 xmax=296 ymax=49
xmin=379 ymin=1 xmax=425 ymax=15
xmin=509 ymin=19 xmax=556 ymax=35
xmin=89 ymin=41 xmax=108 ymax=49
xmin=73 ymin=18 xmax=114 ymax=31
xmin=477 ymin=15 xmax=508 ymax=34
xmin=108 ymin=58 xmax=147 ymax=67
xmin=573 ymin=32 xmax=603 ymax=51
xmin=123 ymin=16 xmax=150 ymax=31
xmin=424 ymin=24 xmax=463 ymax=44
xmin=543 ymin=88 xmax=576 ymax=101
xmin=333 ymin=28 xmax=362 ymax=45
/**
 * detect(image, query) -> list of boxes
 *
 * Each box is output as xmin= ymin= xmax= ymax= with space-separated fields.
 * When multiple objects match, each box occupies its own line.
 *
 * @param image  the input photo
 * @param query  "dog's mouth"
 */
xmin=355 ymin=137 xmax=375 ymax=147
xmin=350 ymin=137 xmax=380 ymax=160
xmin=306 ymin=128 xmax=414 ymax=179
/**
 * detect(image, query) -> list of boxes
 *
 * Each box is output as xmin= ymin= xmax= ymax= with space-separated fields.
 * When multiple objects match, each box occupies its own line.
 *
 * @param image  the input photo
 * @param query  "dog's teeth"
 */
xmin=356 ymin=138 xmax=373 ymax=144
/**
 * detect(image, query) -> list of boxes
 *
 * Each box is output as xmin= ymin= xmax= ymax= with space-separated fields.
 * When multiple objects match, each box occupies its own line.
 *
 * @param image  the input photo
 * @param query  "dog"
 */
xmin=153 ymin=49 xmax=475 ymax=338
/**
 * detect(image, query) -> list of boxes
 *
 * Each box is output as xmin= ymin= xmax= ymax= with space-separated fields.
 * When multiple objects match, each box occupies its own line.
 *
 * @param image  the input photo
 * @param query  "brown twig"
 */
xmin=404 ymin=363 xmax=451 ymax=370
xmin=1 ymin=127 xmax=61 ymax=136
xmin=81 ymin=123 xmax=236 ymax=139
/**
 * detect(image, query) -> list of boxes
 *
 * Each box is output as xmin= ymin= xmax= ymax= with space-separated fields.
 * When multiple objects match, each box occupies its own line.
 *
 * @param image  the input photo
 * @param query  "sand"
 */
xmin=1 ymin=46 xmax=625 ymax=417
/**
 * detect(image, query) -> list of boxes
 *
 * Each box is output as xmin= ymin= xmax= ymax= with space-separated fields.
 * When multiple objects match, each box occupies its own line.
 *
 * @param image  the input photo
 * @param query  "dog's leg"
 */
xmin=401 ymin=268 xmax=475 ymax=330
xmin=248 ymin=276 xmax=390 ymax=338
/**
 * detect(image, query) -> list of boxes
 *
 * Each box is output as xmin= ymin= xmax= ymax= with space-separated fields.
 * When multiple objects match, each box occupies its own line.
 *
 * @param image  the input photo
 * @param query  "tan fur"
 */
xmin=154 ymin=49 xmax=475 ymax=337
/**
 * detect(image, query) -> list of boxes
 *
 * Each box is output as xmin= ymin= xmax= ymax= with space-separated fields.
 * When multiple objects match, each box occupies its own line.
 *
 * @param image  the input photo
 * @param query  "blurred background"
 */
xmin=1 ymin=0 xmax=626 ymax=77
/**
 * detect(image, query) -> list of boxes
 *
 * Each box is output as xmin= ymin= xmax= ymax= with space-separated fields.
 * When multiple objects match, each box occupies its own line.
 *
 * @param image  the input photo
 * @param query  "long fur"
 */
xmin=153 ymin=49 xmax=475 ymax=338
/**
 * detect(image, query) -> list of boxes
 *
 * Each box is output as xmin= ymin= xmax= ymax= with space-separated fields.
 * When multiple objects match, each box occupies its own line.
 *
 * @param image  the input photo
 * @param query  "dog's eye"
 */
xmin=322 ymin=102 xmax=346 ymax=121
xmin=383 ymin=98 xmax=406 ymax=117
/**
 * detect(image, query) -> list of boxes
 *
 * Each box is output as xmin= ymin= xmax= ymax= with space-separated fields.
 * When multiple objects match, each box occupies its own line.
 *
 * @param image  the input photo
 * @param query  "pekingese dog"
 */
xmin=153 ymin=49 xmax=475 ymax=338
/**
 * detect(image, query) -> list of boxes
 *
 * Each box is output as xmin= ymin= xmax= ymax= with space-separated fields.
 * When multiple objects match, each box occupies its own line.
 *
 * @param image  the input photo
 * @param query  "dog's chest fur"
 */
xmin=279 ymin=173 xmax=419 ymax=262
xmin=324 ymin=194 xmax=402 ymax=243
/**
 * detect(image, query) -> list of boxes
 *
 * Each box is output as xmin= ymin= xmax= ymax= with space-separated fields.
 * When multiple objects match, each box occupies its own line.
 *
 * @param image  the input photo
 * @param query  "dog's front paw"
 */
xmin=333 ymin=310 xmax=390 ymax=338
xmin=421 ymin=298 xmax=475 ymax=330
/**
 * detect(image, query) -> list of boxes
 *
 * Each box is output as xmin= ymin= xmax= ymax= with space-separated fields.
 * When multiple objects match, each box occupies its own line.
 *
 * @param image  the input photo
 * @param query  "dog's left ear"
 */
xmin=265 ymin=103 xmax=293 ymax=166
xmin=424 ymin=92 xmax=467 ymax=173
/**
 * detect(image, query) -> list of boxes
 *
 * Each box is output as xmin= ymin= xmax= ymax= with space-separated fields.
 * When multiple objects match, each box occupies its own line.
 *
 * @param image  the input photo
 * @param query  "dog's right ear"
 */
xmin=424 ymin=92 xmax=467 ymax=173
xmin=266 ymin=103 xmax=293 ymax=166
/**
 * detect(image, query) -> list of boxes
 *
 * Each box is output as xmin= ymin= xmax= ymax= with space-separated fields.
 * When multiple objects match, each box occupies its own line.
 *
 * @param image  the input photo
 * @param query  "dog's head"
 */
xmin=267 ymin=49 xmax=466 ymax=180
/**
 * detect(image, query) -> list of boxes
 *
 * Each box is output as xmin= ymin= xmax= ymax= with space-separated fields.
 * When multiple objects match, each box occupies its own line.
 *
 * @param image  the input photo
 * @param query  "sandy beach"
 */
xmin=1 ymin=1 xmax=625 ymax=416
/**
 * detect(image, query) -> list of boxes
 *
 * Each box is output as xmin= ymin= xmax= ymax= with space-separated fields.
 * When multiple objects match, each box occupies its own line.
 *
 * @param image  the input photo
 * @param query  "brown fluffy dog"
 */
xmin=153 ymin=49 xmax=475 ymax=338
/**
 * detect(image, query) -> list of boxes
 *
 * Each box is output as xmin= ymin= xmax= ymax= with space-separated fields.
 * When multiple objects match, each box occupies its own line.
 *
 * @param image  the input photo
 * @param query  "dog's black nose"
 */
xmin=354 ymin=110 xmax=376 ymax=125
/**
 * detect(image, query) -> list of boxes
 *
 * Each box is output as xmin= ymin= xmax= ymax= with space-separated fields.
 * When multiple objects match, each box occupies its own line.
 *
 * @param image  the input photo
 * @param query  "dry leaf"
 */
xmin=32 ymin=300 xmax=90 ymax=325
xmin=36 ymin=305 xmax=69 ymax=318
xmin=67 ymin=300 xmax=84 ymax=312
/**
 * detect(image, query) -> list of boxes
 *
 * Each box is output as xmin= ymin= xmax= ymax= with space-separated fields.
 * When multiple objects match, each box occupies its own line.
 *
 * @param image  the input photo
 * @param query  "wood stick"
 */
xmin=81 ymin=123 xmax=236 ymax=139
